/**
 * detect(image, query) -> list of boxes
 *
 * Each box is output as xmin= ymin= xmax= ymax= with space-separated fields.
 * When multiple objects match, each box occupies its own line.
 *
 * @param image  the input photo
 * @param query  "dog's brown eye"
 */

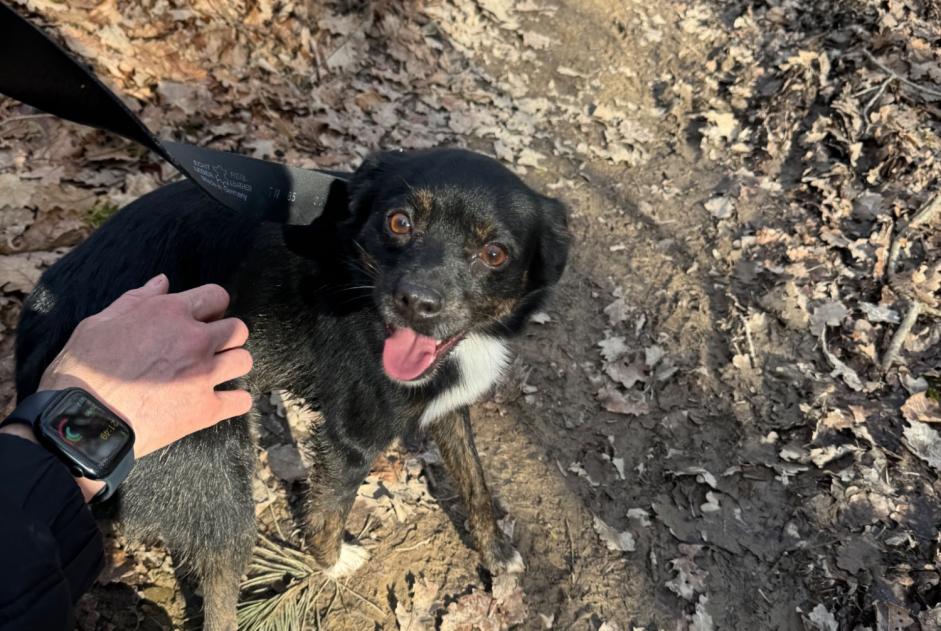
xmin=388 ymin=212 xmax=413 ymax=236
xmin=480 ymin=243 xmax=508 ymax=268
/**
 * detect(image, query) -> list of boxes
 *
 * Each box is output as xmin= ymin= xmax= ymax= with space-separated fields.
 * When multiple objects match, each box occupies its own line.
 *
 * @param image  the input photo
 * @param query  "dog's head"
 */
xmin=344 ymin=148 xmax=571 ymax=385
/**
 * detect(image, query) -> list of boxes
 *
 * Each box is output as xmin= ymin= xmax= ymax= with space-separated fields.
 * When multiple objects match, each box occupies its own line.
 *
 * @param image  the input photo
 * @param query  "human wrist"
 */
xmin=0 ymin=421 xmax=105 ymax=502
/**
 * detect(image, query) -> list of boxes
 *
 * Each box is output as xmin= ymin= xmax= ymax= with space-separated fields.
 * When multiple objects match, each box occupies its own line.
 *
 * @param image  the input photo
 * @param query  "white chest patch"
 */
xmin=419 ymin=333 xmax=511 ymax=427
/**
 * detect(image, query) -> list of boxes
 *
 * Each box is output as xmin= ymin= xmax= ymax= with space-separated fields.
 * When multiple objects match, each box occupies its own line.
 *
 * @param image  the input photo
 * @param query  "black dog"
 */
xmin=15 ymin=148 xmax=571 ymax=630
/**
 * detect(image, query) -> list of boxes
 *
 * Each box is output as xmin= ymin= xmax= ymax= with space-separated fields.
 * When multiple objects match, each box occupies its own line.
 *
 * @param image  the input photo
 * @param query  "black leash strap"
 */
xmin=0 ymin=3 xmax=346 ymax=224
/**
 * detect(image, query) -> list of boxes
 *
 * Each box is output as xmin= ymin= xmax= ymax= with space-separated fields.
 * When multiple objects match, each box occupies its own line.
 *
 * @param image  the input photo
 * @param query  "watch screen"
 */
xmin=40 ymin=390 xmax=132 ymax=472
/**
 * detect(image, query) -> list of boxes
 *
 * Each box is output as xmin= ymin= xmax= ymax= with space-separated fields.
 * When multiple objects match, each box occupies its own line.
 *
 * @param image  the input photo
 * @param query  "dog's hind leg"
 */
xmin=118 ymin=420 xmax=257 ymax=631
xmin=194 ymin=543 xmax=253 ymax=631
xmin=430 ymin=407 xmax=525 ymax=575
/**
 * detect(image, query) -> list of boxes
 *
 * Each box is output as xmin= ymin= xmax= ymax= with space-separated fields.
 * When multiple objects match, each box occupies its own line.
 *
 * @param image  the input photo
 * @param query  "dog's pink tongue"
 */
xmin=383 ymin=327 xmax=437 ymax=381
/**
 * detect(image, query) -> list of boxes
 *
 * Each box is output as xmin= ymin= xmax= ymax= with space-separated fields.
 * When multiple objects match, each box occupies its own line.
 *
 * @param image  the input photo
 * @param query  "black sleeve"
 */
xmin=0 ymin=434 xmax=104 ymax=630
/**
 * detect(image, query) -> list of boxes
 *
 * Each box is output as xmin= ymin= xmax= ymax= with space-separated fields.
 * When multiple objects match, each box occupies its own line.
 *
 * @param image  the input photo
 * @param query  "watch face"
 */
xmin=39 ymin=389 xmax=132 ymax=476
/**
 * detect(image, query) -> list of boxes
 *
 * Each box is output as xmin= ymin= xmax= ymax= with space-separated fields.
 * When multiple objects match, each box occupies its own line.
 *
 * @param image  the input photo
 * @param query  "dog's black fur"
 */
xmin=15 ymin=148 xmax=570 ymax=630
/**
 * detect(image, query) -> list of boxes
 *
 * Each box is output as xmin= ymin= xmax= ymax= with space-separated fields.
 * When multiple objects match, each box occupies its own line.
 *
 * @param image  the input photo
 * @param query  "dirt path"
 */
xmin=3 ymin=0 xmax=941 ymax=630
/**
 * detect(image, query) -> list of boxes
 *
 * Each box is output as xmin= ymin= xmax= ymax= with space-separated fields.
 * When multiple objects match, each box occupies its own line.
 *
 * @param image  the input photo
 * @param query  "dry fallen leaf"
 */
xmin=0 ymin=250 xmax=65 ymax=293
xmin=603 ymin=297 xmax=630 ymax=326
xmin=701 ymin=110 xmax=738 ymax=146
xmin=439 ymin=573 xmax=526 ymax=631
xmin=604 ymin=358 xmax=647 ymax=389
xmin=902 ymin=422 xmax=941 ymax=471
xmin=0 ymin=173 xmax=35 ymax=207
xmin=901 ymin=392 xmax=941 ymax=424
xmin=522 ymin=31 xmax=551 ymax=50
xmin=859 ymin=301 xmax=899 ymax=324
xmin=689 ymin=595 xmax=715 ymax=631
xmin=811 ymin=301 xmax=848 ymax=336
xmin=820 ymin=331 xmax=865 ymax=391
xmin=597 ymin=336 xmax=628 ymax=362
xmin=597 ymin=385 xmax=650 ymax=416
xmin=665 ymin=544 xmax=707 ymax=601
xmin=529 ymin=311 xmax=552 ymax=324
xmin=644 ymin=345 xmax=665 ymax=368
xmin=704 ymin=196 xmax=734 ymax=219
xmin=394 ymin=576 xmax=439 ymax=631
xmin=592 ymin=515 xmax=635 ymax=552
xmin=806 ymin=603 xmax=838 ymax=631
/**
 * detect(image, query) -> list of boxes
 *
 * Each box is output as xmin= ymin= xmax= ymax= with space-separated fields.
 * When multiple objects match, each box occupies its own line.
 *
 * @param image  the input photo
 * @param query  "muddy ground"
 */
xmin=2 ymin=0 xmax=941 ymax=630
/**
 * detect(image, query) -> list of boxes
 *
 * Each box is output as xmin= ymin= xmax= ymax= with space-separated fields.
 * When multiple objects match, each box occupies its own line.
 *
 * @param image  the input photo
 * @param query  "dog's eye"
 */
xmin=480 ymin=243 xmax=509 ymax=268
xmin=387 ymin=212 xmax=413 ymax=236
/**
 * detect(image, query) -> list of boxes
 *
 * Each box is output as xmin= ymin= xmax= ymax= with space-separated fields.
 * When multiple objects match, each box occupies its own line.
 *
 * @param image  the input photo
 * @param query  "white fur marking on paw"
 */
xmin=503 ymin=548 xmax=526 ymax=574
xmin=323 ymin=542 xmax=370 ymax=579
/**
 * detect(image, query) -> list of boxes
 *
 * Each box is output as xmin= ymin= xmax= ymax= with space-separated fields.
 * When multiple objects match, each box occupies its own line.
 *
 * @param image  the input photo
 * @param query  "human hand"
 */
xmin=38 ymin=274 xmax=254 ymax=459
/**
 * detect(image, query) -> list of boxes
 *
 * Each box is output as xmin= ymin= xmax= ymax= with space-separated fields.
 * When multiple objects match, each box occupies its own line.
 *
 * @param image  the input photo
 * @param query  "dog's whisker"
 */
xmin=351 ymin=240 xmax=379 ymax=273
xmin=345 ymin=259 xmax=378 ymax=281
xmin=486 ymin=316 xmax=514 ymax=335
xmin=336 ymin=296 xmax=371 ymax=308
xmin=350 ymin=261 xmax=378 ymax=281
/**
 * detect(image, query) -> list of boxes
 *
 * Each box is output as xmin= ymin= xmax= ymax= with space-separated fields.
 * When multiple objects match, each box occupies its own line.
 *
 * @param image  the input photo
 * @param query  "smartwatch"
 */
xmin=1 ymin=388 xmax=135 ymax=502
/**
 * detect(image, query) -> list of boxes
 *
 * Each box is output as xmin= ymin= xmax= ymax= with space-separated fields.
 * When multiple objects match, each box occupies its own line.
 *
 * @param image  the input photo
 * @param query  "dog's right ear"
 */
xmin=285 ymin=153 xmax=402 ymax=258
xmin=346 ymin=150 xmax=406 ymax=227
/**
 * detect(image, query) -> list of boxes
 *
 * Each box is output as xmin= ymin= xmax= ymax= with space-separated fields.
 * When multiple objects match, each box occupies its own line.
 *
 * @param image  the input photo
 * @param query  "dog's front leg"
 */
xmin=302 ymin=426 xmax=372 ymax=578
xmin=430 ymin=407 xmax=525 ymax=574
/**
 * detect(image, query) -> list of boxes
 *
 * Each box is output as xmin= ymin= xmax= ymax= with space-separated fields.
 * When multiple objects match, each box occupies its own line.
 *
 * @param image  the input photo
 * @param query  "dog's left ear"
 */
xmin=528 ymin=196 xmax=572 ymax=293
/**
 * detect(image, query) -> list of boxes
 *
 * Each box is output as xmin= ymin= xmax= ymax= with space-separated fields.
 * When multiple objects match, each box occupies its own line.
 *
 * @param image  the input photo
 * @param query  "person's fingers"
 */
xmin=210 ymin=348 xmax=253 ymax=385
xmin=105 ymin=274 xmax=170 ymax=315
xmin=205 ymin=317 xmax=249 ymax=352
xmin=141 ymin=273 xmax=170 ymax=292
xmin=212 ymin=389 xmax=254 ymax=424
xmin=176 ymin=284 xmax=230 ymax=321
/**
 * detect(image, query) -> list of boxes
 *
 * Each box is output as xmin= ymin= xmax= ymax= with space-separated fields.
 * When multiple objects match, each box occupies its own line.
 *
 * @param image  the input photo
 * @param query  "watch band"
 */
xmin=94 ymin=446 xmax=135 ymax=502
xmin=1 ymin=390 xmax=61 ymax=430
xmin=3 ymin=388 xmax=135 ymax=503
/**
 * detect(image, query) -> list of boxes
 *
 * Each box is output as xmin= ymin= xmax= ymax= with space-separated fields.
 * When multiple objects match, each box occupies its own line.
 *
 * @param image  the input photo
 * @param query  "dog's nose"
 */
xmin=394 ymin=280 xmax=443 ymax=319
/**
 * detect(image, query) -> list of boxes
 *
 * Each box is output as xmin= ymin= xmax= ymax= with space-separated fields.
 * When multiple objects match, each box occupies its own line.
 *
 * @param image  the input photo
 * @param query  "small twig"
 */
xmin=903 ymin=194 xmax=941 ymax=233
xmin=861 ymin=50 xmax=941 ymax=99
xmin=853 ymin=83 xmax=883 ymax=98
xmin=881 ymin=301 xmax=922 ymax=373
xmin=397 ymin=535 xmax=436 ymax=553
xmin=886 ymin=193 xmax=941 ymax=279
xmin=861 ymin=77 xmax=894 ymax=132
xmin=564 ymin=517 xmax=577 ymax=587
xmin=333 ymin=580 xmax=386 ymax=619
xmin=266 ymin=499 xmax=286 ymax=541
xmin=355 ymin=514 xmax=374 ymax=540
xmin=740 ymin=313 xmax=759 ymax=370
xmin=0 ymin=113 xmax=55 ymax=128
xmin=321 ymin=583 xmax=339 ymax=623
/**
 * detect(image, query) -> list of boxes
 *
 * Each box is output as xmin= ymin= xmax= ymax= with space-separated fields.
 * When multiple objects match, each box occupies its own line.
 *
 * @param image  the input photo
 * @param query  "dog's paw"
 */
xmin=482 ymin=534 xmax=526 ymax=575
xmin=322 ymin=542 xmax=370 ymax=579
xmin=497 ymin=547 xmax=526 ymax=574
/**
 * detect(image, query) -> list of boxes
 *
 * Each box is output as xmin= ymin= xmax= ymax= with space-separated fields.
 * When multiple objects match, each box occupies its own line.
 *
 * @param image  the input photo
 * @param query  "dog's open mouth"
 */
xmin=382 ymin=326 xmax=464 ymax=382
